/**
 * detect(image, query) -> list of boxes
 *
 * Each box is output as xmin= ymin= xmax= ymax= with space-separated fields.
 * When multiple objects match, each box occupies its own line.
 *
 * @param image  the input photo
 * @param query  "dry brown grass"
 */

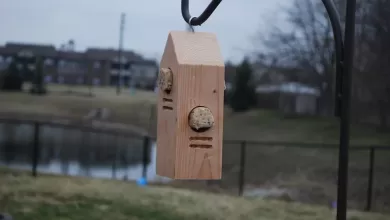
xmin=1 ymin=168 xmax=389 ymax=220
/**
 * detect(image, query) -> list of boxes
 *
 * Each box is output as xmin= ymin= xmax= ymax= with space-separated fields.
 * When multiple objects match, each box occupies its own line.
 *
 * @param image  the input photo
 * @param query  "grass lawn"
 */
xmin=0 ymin=84 xmax=157 ymax=134
xmin=0 ymin=84 xmax=389 ymax=144
xmin=1 ymin=168 xmax=389 ymax=220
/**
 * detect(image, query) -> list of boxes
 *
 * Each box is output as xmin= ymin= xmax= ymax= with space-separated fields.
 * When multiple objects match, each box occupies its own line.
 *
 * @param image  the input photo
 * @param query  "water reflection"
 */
xmin=0 ymin=122 xmax=167 ymax=183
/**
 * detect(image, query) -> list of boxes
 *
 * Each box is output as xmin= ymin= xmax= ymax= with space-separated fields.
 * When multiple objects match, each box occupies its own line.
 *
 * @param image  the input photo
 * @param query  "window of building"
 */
xmin=113 ymin=56 xmax=127 ymax=64
xmin=93 ymin=61 xmax=101 ymax=69
xmin=28 ymin=64 xmax=36 ymax=71
xmin=147 ymin=69 xmax=157 ymax=78
xmin=44 ymin=58 xmax=54 ymax=66
xmin=57 ymin=76 xmax=64 ymax=84
xmin=58 ymin=60 xmax=66 ymax=67
xmin=123 ymin=70 xmax=130 ymax=76
xmin=45 ymin=75 xmax=52 ymax=83
xmin=132 ymin=69 xmax=139 ymax=77
xmin=18 ymin=50 xmax=33 ymax=58
xmin=93 ymin=78 xmax=100 ymax=85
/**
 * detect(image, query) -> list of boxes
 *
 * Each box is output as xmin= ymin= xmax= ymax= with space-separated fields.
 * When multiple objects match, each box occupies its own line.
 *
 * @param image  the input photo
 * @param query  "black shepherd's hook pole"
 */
xmin=336 ymin=1 xmax=356 ymax=220
xmin=181 ymin=1 xmax=356 ymax=220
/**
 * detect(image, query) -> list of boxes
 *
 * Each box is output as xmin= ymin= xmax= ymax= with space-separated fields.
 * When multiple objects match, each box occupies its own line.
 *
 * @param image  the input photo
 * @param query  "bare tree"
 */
xmin=256 ymin=0 xmax=350 ymax=115
xmin=255 ymin=0 xmax=390 ymax=126
xmin=355 ymin=0 xmax=390 ymax=128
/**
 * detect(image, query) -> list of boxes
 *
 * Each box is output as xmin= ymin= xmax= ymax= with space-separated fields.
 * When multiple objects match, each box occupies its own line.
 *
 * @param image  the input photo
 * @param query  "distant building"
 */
xmin=56 ymin=51 xmax=86 ymax=84
xmin=255 ymin=82 xmax=320 ymax=115
xmin=0 ymin=42 xmax=158 ymax=89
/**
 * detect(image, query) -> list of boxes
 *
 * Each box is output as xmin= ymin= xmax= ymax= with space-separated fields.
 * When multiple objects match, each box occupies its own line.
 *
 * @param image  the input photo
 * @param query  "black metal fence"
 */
xmin=0 ymin=119 xmax=152 ymax=181
xmin=0 ymin=119 xmax=389 ymax=213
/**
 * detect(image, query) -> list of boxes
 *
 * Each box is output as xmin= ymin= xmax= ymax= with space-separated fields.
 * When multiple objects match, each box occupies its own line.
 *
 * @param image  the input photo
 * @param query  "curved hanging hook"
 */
xmin=181 ymin=0 xmax=223 ymax=26
xmin=321 ymin=0 xmax=345 ymax=117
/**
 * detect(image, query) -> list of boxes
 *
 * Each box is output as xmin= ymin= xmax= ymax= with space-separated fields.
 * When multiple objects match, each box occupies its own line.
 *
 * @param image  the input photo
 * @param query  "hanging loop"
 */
xmin=181 ymin=0 xmax=223 ymax=26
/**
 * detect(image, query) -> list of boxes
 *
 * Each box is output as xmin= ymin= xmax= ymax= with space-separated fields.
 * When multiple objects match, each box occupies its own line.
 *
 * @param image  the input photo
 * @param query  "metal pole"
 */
xmin=32 ymin=122 xmax=40 ymax=177
xmin=365 ymin=147 xmax=375 ymax=211
xmin=142 ymin=136 xmax=150 ymax=179
xmin=117 ymin=13 xmax=125 ymax=95
xmin=336 ymin=1 xmax=356 ymax=220
xmin=238 ymin=141 xmax=247 ymax=196
xmin=112 ymin=137 xmax=118 ymax=180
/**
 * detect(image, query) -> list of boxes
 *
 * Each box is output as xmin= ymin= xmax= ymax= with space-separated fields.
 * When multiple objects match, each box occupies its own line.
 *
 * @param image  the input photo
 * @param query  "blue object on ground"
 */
xmin=0 ymin=213 xmax=13 ymax=220
xmin=137 ymin=177 xmax=147 ymax=186
xmin=332 ymin=201 xmax=337 ymax=209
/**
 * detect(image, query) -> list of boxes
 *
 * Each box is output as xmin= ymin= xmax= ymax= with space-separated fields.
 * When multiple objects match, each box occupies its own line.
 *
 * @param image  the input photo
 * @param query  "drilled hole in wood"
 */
xmin=162 ymin=106 xmax=173 ymax=110
xmin=163 ymin=98 xmax=173 ymax=102
xmin=189 ymin=137 xmax=213 ymax=141
xmin=188 ymin=106 xmax=214 ymax=133
xmin=189 ymin=144 xmax=212 ymax=149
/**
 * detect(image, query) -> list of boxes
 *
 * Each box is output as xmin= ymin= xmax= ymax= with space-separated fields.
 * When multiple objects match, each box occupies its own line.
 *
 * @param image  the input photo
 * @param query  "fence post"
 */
xmin=365 ymin=147 xmax=375 ymax=211
xmin=238 ymin=141 xmax=247 ymax=196
xmin=141 ymin=136 xmax=150 ymax=179
xmin=32 ymin=122 xmax=40 ymax=177
xmin=112 ymin=137 xmax=118 ymax=180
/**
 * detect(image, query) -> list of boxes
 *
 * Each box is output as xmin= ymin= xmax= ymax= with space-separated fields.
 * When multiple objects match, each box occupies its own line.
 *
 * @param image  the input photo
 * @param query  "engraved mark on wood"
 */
xmin=162 ymin=106 xmax=173 ymax=110
xmin=197 ymin=153 xmax=213 ymax=178
xmin=163 ymin=98 xmax=173 ymax=103
xmin=189 ymin=137 xmax=213 ymax=141
xmin=189 ymin=144 xmax=212 ymax=148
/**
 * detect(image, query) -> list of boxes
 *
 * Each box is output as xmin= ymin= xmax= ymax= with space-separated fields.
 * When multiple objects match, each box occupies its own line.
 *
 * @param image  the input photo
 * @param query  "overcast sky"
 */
xmin=0 ymin=0 xmax=291 ymax=64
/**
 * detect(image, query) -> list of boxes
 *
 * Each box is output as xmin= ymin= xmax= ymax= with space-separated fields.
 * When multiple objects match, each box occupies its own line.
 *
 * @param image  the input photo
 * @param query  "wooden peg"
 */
xmin=156 ymin=31 xmax=225 ymax=180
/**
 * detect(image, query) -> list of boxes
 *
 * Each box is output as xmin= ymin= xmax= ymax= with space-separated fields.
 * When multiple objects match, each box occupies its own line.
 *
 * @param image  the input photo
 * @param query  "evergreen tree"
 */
xmin=0 ymin=60 xmax=23 ymax=91
xmin=230 ymin=58 xmax=257 ymax=112
xmin=30 ymin=57 xmax=47 ymax=95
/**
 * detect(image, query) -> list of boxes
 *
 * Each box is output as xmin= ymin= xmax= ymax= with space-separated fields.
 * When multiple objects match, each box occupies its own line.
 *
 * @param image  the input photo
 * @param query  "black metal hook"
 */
xmin=321 ymin=0 xmax=345 ymax=117
xmin=181 ymin=0 xmax=223 ymax=26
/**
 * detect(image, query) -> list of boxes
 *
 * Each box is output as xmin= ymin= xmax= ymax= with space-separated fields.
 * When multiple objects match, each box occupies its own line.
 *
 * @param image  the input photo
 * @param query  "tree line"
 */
xmin=0 ymin=57 xmax=47 ymax=95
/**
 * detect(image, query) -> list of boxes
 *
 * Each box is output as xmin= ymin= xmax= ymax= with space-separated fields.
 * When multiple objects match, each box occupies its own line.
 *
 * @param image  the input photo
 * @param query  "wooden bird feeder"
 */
xmin=156 ymin=31 xmax=225 ymax=180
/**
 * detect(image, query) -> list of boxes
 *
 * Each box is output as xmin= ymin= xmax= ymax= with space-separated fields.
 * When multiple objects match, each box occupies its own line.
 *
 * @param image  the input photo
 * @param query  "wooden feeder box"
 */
xmin=156 ymin=31 xmax=225 ymax=180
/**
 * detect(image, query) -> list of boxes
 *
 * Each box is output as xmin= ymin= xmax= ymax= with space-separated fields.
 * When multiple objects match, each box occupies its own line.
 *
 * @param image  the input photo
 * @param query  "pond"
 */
xmin=0 ymin=122 xmax=169 ymax=183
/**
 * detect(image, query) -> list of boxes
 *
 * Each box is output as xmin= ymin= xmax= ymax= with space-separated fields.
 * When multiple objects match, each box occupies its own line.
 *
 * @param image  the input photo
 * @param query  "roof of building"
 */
xmin=131 ymin=59 xmax=158 ymax=66
xmin=85 ymin=48 xmax=144 ymax=61
xmin=255 ymin=82 xmax=320 ymax=96
xmin=0 ymin=42 xmax=157 ymax=67
xmin=0 ymin=46 xmax=10 ymax=56
xmin=5 ymin=42 xmax=57 ymax=57
xmin=56 ymin=51 xmax=85 ymax=60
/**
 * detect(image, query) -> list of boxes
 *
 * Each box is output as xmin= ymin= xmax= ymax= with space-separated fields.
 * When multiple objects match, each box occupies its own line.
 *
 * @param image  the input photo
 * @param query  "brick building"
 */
xmin=0 ymin=42 xmax=158 ymax=89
